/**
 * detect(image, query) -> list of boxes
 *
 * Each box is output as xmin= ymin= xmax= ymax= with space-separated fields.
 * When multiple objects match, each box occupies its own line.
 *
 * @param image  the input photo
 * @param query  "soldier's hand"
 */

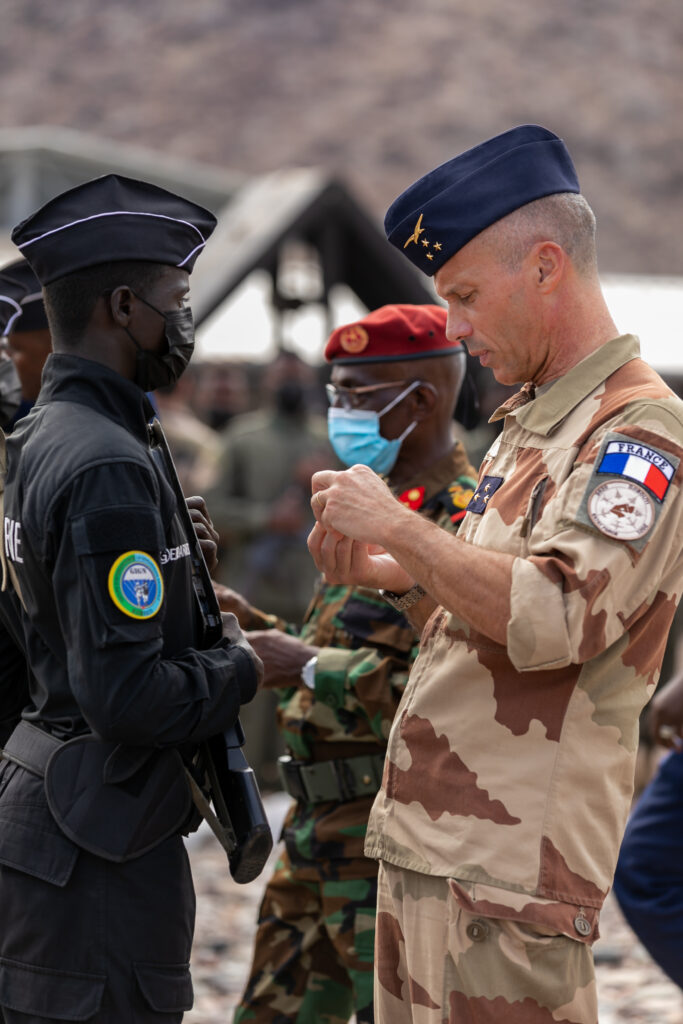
xmin=187 ymin=495 xmax=220 ymax=573
xmin=651 ymin=671 xmax=683 ymax=749
xmin=213 ymin=583 xmax=256 ymax=629
xmin=245 ymin=630 xmax=319 ymax=689
xmin=222 ymin=612 xmax=265 ymax=690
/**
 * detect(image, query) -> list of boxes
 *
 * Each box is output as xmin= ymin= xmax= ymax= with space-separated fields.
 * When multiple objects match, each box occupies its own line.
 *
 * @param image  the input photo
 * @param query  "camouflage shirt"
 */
xmin=366 ymin=336 xmax=683 ymax=940
xmin=278 ymin=442 xmax=477 ymax=877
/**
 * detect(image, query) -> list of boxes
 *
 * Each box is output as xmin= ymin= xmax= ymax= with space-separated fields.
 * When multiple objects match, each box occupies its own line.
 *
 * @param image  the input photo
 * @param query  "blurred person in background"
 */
xmin=614 ymin=668 xmax=683 ymax=990
xmin=207 ymin=349 xmax=333 ymax=622
xmin=192 ymin=359 xmax=252 ymax=432
xmin=223 ymin=304 xmax=478 ymax=1024
xmin=0 ymin=257 xmax=52 ymax=431
xmin=153 ymin=363 xmax=221 ymax=495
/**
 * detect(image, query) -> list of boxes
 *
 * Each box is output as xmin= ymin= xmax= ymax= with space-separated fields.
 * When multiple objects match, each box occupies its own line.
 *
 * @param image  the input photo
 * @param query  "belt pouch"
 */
xmin=44 ymin=736 xmax=192 ymax=862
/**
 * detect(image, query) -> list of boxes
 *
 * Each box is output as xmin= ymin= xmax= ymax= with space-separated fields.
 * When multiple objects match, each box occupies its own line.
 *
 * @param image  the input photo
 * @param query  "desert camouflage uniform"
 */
xmin=234 ymin=444 xmax=477 ymax=1024
xmin=366 ymin=336 xmax=683 ymax=1023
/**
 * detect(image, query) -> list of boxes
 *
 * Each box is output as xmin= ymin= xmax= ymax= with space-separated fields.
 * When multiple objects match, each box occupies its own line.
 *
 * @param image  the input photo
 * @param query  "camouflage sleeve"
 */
xmin=311 ymin=641 xmax=418 ymax=741
xmin=507 ymin=407 xmax=683 ymax=671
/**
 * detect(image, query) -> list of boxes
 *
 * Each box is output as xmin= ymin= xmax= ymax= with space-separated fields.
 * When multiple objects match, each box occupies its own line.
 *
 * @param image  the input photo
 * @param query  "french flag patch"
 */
xmin=597 ymin=440 xmax=675 ymax=501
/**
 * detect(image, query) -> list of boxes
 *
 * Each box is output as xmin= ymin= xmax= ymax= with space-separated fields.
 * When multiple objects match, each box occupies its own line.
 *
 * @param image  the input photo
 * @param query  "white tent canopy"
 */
xmin=197 ymin=273 xmax=683 ymax=375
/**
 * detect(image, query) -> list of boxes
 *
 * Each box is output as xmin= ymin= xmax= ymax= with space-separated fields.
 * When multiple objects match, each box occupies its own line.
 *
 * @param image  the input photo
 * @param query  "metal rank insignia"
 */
xmin=465 ymin=476 xmax=504 ymax=515
xmin=403 ymin=213 xmax=443 ymax=262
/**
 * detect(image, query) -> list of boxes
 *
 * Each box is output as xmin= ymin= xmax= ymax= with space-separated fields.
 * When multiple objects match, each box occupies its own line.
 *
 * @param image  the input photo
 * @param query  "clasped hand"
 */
xmin=308 ymin=465 xmax=414 ymax=592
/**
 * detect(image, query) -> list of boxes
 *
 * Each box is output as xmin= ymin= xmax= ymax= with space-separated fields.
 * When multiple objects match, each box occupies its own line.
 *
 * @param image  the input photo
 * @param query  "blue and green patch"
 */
xmin=108 ymin=550 xmax=163 ymax=619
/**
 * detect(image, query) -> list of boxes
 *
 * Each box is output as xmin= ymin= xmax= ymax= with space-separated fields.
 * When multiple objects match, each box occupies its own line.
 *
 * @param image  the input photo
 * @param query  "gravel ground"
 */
xmin=184 ymin=793 xmax=683 ymax=1023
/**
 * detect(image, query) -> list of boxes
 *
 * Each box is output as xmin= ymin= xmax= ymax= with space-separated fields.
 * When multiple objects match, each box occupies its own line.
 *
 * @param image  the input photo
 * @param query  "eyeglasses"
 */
xmin=325 ymin=380 xmax=416 ymax=410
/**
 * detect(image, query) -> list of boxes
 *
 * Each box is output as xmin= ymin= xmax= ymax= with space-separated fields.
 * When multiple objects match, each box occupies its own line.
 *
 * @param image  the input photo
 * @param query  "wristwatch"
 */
xmin=379 ymin=583 xmax=426 ymax=612
xmin=300 ymin=655 xmax=318 ymax=689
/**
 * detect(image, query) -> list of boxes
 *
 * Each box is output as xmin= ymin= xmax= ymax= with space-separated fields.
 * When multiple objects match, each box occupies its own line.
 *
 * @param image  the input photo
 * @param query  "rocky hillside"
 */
xmin=1 ymin=0 xmax=681 ymax=273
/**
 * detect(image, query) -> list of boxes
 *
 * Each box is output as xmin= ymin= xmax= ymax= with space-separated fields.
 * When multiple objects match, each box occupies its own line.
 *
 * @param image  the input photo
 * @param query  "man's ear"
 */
xmin=108 ymin=286 xmax=134 ymax=327
xmin=410 ymin=381 xmax=437 ymax=421
xmin=531 ymin=241 xmax=565 ymax=294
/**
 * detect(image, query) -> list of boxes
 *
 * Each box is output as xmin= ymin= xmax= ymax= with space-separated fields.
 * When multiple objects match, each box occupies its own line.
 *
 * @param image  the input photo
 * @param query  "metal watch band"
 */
xmin=379 ymin=583 xmax=426 ymax=612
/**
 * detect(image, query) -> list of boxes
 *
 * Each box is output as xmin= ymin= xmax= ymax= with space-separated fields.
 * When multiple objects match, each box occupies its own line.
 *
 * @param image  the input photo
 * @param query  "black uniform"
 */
xmin=0 ymin=353 xmax=257 ymax=1022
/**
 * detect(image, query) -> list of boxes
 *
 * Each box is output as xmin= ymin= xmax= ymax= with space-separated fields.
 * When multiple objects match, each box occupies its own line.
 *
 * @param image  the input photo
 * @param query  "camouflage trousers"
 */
xmin=234 ymin=848 xmax=377 ymax=1024
xmin=374 ymin=862 xmax=598 ymax=1024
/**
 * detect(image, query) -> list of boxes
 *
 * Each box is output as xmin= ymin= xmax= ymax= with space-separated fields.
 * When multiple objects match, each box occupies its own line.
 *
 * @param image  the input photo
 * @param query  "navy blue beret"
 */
xmin=0 ymin=258 xmax=48 ymax=335
xmin=11 ymin=174 xmax=217 ymax=285
xmin=385 ymin=125 xmax=580 ymax=276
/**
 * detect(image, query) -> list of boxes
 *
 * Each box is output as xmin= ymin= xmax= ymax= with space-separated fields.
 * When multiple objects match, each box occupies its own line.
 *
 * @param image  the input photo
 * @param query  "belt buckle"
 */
xmin=299 ymin=760 xmax=341 ymax=803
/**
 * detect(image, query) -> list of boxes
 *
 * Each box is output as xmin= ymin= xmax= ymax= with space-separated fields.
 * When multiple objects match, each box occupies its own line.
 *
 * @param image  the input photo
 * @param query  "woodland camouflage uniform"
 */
xmin=234 ymin=443 xmax=477 ymax=1024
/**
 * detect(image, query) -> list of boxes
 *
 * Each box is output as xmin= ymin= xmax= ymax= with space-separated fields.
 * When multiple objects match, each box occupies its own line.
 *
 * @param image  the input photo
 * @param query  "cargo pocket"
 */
xmin=133 ymin=962 xmax=193 ymax=1014
xmin=0 ymin=956 xmax=105 ymax=1020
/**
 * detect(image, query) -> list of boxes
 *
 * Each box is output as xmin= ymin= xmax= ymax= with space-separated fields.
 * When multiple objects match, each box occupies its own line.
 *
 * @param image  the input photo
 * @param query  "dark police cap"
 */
xmin=0 ymin=258 xmax=48 ymax=335
xmin=11 ymin=174 xmax=217 ymax=285
xmin=384 ymin=125 xmax=579 ymax=277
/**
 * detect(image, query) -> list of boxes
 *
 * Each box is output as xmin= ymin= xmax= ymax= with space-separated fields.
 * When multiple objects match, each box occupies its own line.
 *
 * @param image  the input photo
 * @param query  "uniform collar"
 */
xmin=37 ymin=352 xmax=154 ymax=442
xmin=392 ymin=441 xmax=475 ymax=501
xmin=490 ymin=335 xmax=641 ymax=437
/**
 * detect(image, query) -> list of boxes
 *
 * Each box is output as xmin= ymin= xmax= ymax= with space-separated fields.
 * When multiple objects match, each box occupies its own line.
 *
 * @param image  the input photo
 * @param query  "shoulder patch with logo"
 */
xmin=108 ymin=551 xmax=164 ymax=619
xmin=576 ymin=431 xmax=679 ymax=548
xmin=596 ymin=437 xmax=676 ymax=500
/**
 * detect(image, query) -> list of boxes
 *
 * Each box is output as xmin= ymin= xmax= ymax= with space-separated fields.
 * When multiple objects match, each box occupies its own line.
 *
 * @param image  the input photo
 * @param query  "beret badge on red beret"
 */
xmin=339 ymin=325 xmax=369 ymax=355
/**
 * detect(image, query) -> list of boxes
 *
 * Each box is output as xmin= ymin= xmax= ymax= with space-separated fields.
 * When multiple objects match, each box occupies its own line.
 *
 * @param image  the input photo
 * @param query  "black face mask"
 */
xmin=126 ymin=292 xmax=195 ymax=392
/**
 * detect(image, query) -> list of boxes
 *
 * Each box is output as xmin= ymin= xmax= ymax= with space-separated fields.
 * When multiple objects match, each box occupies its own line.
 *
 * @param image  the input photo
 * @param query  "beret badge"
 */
xmin=339 ymin=324 xmax=369 ymax=354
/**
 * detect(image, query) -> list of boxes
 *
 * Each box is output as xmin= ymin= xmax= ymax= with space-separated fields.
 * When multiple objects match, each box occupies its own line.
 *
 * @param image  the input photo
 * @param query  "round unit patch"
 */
xmin=587 ymin=479 xmax=655 ymax=541
xmin=108 ymin=551 xmax=164 ymax=619
xmin=339 ymin=324 xmax=369 ymax=354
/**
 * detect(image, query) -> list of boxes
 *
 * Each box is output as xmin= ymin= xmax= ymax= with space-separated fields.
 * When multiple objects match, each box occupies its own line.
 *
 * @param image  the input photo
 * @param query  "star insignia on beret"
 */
xmin=433 ymin=242 xmax=442 ymax=251
xmin=426 ymin=253 xmax=434 ymax=261
xmin=421 ymin=238 xmax=430 ymax=247
xmin=403 ymin=213 xmax=425 ymax=249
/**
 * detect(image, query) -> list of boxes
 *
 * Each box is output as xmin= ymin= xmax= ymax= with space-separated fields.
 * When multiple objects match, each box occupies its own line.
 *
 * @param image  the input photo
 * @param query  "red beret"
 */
xmin=324 ymin=304 xmax=463 ymax=364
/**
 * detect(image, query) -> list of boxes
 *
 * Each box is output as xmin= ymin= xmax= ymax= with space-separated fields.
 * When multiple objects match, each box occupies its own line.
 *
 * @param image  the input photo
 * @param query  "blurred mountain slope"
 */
xmin=1 ymin=0 xmax=681 ymax=272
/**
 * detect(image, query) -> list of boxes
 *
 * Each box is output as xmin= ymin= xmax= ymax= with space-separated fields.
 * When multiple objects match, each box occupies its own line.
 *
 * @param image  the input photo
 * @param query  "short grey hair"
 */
xmin=487 ymin=193 xmax=598 ymax=277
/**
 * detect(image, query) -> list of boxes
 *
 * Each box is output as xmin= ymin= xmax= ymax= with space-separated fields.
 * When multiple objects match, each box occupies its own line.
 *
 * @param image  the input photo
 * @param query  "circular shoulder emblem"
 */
xmin=339 ymin=324 xmax=369 ymax=354
xmin=108 ymin=551 xmax=164 ymax=619
xmin=587 ymin=480 xmax=654 ymax=541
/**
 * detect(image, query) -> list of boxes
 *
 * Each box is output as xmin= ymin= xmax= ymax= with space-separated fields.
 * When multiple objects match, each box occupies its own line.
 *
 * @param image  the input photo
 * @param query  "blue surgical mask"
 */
xmin=327 ymin=381 xmax=420 ymax=474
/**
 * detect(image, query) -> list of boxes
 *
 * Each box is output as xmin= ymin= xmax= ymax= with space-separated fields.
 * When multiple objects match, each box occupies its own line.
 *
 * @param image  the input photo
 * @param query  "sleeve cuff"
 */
xmin=507 ymin=558 xmax=572 ymax=671
xmin=218 ymin=639 xmax=259 ymax=704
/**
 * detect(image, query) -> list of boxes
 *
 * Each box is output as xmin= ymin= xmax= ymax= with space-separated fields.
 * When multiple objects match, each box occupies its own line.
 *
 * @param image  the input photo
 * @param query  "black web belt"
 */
xmin=277 ymin=752 xmax=385 ymax=805
xmin=1 ymin=720 xmax=64 ymax=777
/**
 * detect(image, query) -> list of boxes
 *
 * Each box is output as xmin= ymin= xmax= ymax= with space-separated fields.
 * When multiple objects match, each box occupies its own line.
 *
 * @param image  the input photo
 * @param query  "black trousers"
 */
xmin=0 ymin=760 xmax=195 ymax=1022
